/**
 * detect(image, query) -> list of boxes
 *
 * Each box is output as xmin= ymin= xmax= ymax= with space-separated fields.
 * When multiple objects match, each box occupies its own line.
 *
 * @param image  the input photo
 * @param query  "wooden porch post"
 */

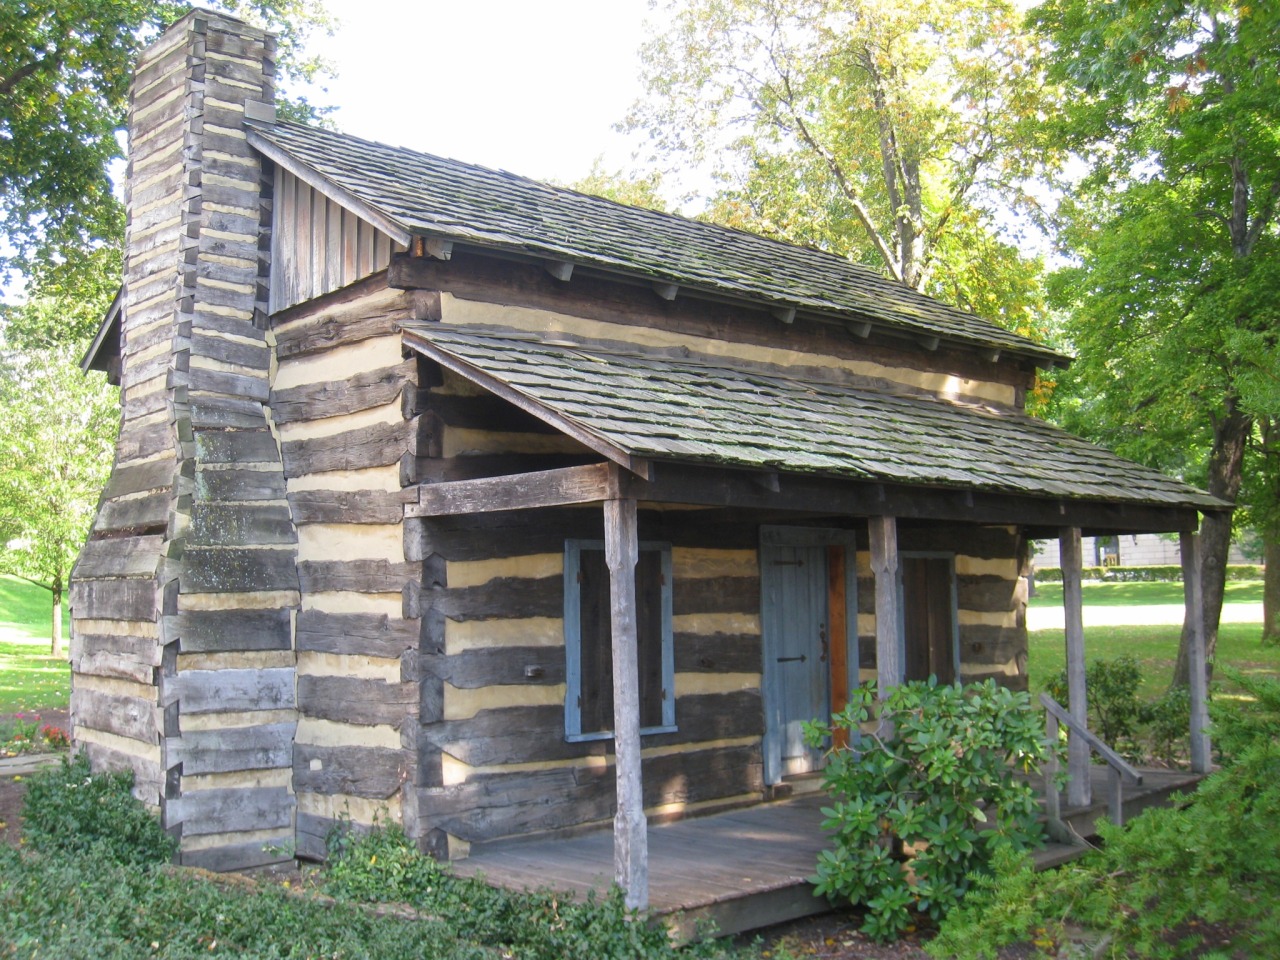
xmin=603 ymin=496 xmax=648 ymax=910
xmin=869 ymin=515 xmax=903 ymax=695
xmin=1060 ymin=527 xmax=1091 ymax=806
xmin=1181 ymin=530 xmax=1212 ymax=773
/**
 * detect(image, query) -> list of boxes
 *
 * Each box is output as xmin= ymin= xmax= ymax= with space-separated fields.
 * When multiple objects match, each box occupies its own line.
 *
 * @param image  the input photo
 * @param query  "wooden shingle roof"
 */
xmin=401 ymin=325 xmax=1224 ymax=512
xmin=248 ymin=120 xmax=1067 ymax=366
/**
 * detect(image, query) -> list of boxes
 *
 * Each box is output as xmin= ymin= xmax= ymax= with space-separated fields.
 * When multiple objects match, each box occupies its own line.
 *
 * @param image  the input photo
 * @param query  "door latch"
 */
xmin=776 ymin=655 xmax=807 ymax=663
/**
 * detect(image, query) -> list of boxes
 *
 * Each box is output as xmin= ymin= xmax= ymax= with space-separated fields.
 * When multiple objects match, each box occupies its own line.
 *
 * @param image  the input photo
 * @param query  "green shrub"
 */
xmin=929 ymin=673 xmax=1280 ymax=959
xmin=1032 ymin=563 xmax=1263 ymax=583
xmin=1140 ymin=684 xmax=1191 ymax=764
xmin=21 ymin=753 xmax=177 ymax=867
xmin=1046 ymin=655 xmax=1144 ymax=754
xmin=802 ymin=679 xmax=1053 ymax=942
xmin=324 ymin=817 xmax=735 ymax=959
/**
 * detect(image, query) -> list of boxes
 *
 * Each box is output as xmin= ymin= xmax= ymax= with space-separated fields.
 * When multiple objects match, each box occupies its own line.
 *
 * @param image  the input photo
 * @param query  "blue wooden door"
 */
xmin=762 ymin=544 xmax=830 ymax=784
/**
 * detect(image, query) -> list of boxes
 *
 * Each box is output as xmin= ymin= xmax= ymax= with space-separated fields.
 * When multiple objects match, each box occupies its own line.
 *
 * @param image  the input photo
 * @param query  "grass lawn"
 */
xmin=0 ymin=575 xmax=71 ymax=714
xmin=1028 ymin=579 xmax=1264 ymax=607
xmin=1025 ymin=579 xmax=1276 ymax=698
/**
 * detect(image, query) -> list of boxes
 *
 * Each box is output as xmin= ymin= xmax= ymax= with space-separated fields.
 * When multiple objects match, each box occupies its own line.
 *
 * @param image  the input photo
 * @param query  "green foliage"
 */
xmin=1046 ymin=655 xmax=1143 ymax=750
xmin=0 ymin=0 xmax=332 ymax=275
xmin=802 ymin=679 xmax=1052 ymax=941
xmin=0 ymin=846 xmax=491 ymax=959
xmin=1141 ymin=684 xmax=1191 ymax=765
xmin=1211 ymin=667 xmax=1280 ymax=763
xmin=930 ymin=674 xmax=1280 ymax=958
xmin=324 ymin=818 xmax=735 ymax=960
xmin=566 ymin=157 xmax=671 ymax=211
xmin=1033 ymin=564 xmax=1264 ymax=583
xmin=625 ymin=0 xmax=1055 ymax=334
xmin=21 ymin=753 xmax=177 ymax=867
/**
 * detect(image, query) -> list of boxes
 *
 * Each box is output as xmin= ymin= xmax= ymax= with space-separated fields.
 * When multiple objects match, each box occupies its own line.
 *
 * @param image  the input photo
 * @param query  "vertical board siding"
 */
xmin=270 ymin=168 xmax=406 ymax=313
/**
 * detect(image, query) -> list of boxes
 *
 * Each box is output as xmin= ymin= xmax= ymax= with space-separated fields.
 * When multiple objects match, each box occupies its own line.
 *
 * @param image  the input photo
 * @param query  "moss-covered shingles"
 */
xmin=406 ymin=326 xmax=1220 ymax=511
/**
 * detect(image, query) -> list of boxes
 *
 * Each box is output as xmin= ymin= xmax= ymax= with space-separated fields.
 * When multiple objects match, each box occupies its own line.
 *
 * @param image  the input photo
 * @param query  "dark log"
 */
xmin=169 ymin=667 xmax=295 ymax=714
xmin=420 ymin=576 xmax=562 ymax=621
xmin=673 ymin=632 xmax=762 ymax=673
xmin=189 ymin=502 xmax=296 ymax=547
xmin=170 ymin=608 xmax=292 ymax=653
xmin=72 ymin=686 xmax=158 ymax=742
xmin=93 ymin=493 xmax=170 ymax=535
xmin=69 ymin=577 xmax=156 ymax=621
xmin=105 ymin=458 xmax=174 ymax=499
xmin=275 ymin=306 xmax=405 ymax=361
xmin=297 ymin=559 xmax=420 ymax=594
xmin=955 ymin=574 xmax=1021 ymax=614
xmin=194 ymin=467 xmax=287 ymax=502
xmin=292 ymin=743 xmax=407 ymax=799
xmin=181 ymin=840 xmax=292 ymax=872
xmin=165 ymin=786 xmax=294 ymax=836
xmin=188 ymin=398 xmax=268 ymax=430
xmin=288 ymin=488 xmax=412 ymax=524
xmin=423 ymin=646 xmax=566 ymax=689
xmin=179 ymin=547 xmax=299 ymax=593
xmin=281 ymin=419 xmax=416 ymax=478
xmin=173 ymin=722 xmax=296 ymax=775
xmin=189 ymin=333 xmax=270 ymax=369
xmin=672 ymin=577 xmax=759 ymax=616
xmin=74 ymin=535 xmax=165 ymax=580
xmin=271 ymin=359 xmax=417 ymax=424
xmin=296 ymin=675 xmax=416 ymax=727
xmin=295 ymin=610 xmax=420 ymax=659
xmin=193 ymin=429 xmax=280 ymax=464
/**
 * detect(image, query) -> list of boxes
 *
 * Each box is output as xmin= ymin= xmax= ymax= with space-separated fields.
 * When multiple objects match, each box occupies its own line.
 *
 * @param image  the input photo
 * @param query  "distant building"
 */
xmin=1033 ymin=533 xmax=1250 ymax=570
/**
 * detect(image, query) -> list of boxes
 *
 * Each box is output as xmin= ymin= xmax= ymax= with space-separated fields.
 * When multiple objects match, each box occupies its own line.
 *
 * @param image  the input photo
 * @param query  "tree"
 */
xmin=0 ymin=341 xmax=117 ymax=657
xmin=0 ymin=0 xmax=331 ymax=277
xmin=1031 ymin=0 xmax=1280 ymax=681
xmin=566 ymin=158 xmax=671 ymax=212
xmin=624 ymin=0 xmax=1055 ymax=334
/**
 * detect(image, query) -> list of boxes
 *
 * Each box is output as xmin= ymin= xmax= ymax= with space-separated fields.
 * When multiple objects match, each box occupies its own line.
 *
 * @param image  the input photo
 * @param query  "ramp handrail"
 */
xmin=1040 ymin=692 xmax=1143 ymax=831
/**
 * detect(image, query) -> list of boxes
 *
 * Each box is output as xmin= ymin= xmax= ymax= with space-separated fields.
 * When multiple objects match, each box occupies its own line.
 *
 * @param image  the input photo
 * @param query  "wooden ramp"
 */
xmin=452 ymin=766 xmax=1206 ymax=939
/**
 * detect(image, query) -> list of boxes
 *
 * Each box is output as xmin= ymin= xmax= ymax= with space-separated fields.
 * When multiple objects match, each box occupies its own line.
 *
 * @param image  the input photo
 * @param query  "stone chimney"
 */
xmin=70 ymin=9 xmax=300 ymax=871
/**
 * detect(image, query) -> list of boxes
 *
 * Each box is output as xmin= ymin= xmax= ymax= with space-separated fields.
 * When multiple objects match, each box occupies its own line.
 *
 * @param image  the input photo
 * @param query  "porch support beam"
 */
xmin=603 ymin=493 xmax=648 ymax=910
xmin=406 ymin=462 xmax=617 ymax=517
xmin=1181 ymin=530 xmax=1212 ymax=773
xmin=1060 ymin=526 xmax=1091 ymax=807
xmin=869 ymin=515 xmax=903 ymax=695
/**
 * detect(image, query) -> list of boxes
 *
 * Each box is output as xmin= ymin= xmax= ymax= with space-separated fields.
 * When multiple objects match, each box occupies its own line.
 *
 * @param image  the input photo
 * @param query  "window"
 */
xmin=900 ymin=553 xmax=958 ymax=684
xmin=564 ymin=540 xmax=675 ymax=741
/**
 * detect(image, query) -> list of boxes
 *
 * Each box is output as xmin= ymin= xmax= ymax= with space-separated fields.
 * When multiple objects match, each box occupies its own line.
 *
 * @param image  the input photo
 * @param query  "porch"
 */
xmin=452 ymin=766 xmax=1206 ymax=939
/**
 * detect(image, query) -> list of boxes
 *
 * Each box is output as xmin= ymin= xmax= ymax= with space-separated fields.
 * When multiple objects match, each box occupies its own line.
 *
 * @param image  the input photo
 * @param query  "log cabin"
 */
xmin=73 ymin=9 xmax=1223 ymax=910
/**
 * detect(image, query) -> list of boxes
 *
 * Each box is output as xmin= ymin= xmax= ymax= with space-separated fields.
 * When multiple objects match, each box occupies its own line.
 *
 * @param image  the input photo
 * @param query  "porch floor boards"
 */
xmin=450 ymin=765 xmax=1206 ymax=938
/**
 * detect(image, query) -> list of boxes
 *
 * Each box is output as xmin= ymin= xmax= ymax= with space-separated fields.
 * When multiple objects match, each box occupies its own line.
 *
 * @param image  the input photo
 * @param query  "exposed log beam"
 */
xmin=652 ymin=281 xmax=679 ymax=301
xmin=1181 ymin=531 xmax=1212 ymax=773
xmin=847 ymin=320 xmax=872 ymax=339
xmin=405 ymin=463 xmax=618 ymax=517
xmin=918 ymin=335 xmax=940 ymax=352
xmin=1060 ymin=526 xmax=1091 ymax=807
xmin=425 ymin=237 xmax=454 ymax=261
xmin=771 ymin=305 xmax=796 ymax=325
xmin=611 ymin=462 xmax=1204 ymax=535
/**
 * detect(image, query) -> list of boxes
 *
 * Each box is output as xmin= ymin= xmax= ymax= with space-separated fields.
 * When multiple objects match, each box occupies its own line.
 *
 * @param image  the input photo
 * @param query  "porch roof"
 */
xmin=401 ymin=324 xmax=1225 ymax=513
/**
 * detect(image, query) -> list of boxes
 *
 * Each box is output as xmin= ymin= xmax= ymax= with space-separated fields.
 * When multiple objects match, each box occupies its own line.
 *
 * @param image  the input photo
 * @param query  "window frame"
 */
xmin=563 ymin=538 xmax=676 ymax=742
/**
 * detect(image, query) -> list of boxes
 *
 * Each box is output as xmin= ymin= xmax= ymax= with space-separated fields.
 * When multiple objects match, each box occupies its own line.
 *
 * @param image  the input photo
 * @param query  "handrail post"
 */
xmin=1043 ymin=710 xmax=1061 ymax=825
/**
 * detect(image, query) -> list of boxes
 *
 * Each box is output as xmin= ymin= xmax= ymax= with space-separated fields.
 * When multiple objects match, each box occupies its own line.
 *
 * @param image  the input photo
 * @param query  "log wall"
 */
xmin=71 ymin=10 xmax=300 ymax=872
xmin=272 ymin=281 xmax=424 ymax=859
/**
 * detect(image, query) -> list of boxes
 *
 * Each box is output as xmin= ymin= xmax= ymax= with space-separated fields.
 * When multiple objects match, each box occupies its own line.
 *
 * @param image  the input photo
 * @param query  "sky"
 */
xmin=303 ymin=0 xmax=659 ymax=187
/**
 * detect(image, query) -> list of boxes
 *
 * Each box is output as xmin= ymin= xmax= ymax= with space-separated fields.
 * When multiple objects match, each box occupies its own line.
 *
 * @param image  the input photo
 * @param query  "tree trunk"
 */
xmin=1173 ymin=405 xmax=1251 ymax=686
xmin=1264 ymin=535 xmax=1280 ymax=645
xmin=50 ymin=574 xmax=63 ymax=659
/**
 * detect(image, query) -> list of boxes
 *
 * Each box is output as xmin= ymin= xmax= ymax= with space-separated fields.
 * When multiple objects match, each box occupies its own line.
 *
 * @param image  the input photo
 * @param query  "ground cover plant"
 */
xmin=0 ymin=575 xmax=71 ymax=713
xmin=0 ymin=755 xmax=742 ymax=959
xmin=1028 ymin=579 xmax=1263 ymax=608
xmin=927 ymin=669 xmax=1280 ymax=959
xmin=803 ymin=679 xmax=1053 ymax=942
